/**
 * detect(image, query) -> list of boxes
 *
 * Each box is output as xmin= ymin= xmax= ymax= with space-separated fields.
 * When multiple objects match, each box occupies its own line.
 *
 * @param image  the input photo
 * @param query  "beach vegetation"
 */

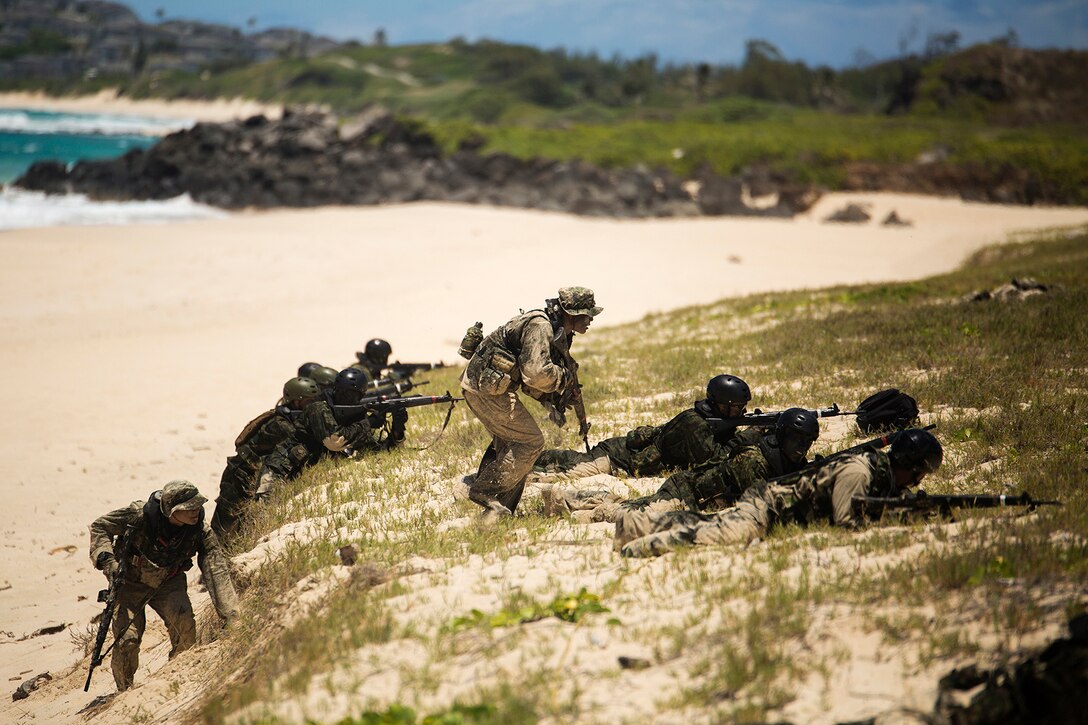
xmin=163 ymin=225 xmax=1088 ymax=723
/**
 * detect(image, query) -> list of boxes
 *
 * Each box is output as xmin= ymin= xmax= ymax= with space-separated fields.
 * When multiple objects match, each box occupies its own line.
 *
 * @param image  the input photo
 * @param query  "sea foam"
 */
xmin=0 ymin=108 xmax=192 ymax=137
xmin=0 ymin=187 xmax=226 ymax=231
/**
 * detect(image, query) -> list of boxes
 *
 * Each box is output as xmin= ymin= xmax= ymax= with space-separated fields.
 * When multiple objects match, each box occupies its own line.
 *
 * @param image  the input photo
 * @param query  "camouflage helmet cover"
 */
xmin=557 ymin=286 xmax=603 ymax=317
xmin=159 ymin=479 xmax=207 ymax=517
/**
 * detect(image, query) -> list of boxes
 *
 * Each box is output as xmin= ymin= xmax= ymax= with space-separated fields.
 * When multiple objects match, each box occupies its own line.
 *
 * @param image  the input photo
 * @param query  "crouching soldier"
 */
xmin=534 ymin=374 xmax=753 ymax=482
xmin=211 ymin=377 xmax=320 ymax=540
xmin=89 ymin=481 xmax=238 ymax=691
xmin=616 ymin=427 xmax=942 ymax=558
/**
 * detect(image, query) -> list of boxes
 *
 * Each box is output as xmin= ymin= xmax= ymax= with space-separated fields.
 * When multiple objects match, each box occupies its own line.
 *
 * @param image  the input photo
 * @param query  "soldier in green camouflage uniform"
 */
xmin=211 ymin=377 xmax=321 ymax=540
xmin=544 ymin=408 xmax=818 ymax=523
xmin=462 ymin=286 xmax=601 ymax=517
xmin=616 ymin=428 xmax=943 ymax=557
xmin=533 ymin=374 xmax=753 ymax=481
xmin=305 ymin=367 xmax=406 ymax=454
xmin=89 ymin=481 xmax=238 ymax=691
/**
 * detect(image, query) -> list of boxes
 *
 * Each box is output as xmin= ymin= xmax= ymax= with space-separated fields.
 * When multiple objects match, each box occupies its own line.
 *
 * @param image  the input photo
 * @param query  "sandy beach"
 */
xmin=0 ymin=191 xmax=1086 ymax=700
xmin=0 ymin=89 xmax=282 ymax=123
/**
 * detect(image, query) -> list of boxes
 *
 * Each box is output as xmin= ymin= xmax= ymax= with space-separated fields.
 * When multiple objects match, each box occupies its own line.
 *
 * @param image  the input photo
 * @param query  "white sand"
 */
xmin=0 ymin=89 xmax=282 ymax=123
xmin=0 ymin=193 xmax=1085 ymax=697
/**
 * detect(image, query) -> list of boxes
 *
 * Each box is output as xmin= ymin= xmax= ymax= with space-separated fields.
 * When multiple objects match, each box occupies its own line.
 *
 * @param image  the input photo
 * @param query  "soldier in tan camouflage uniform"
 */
xmin=89 ymin=481 xmax=238 ymax=691
xmin=461 ymin=286 xmax=602 ymax=517
xmin=533 ymin=374 xmax=753 ymax=482
xmin=615 ymin=428 xmax=942 ymax=557
xmin=543 ymin=408 xmax=818 ymax=524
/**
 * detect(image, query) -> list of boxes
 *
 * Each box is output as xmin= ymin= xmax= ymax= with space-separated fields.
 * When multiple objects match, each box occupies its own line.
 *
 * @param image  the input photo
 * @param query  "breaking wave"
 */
xmin=0 ymin=108 xmax=192 ymax=137
xmin=0 ymin=187 xmax=226 ymax=231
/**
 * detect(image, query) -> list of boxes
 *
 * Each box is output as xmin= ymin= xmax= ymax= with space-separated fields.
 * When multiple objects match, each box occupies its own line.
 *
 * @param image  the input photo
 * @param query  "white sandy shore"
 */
xmin=0 ymin=89 xmax=282 ymax=123
xmin=0 ymin=193 xmax=1085 ymax=700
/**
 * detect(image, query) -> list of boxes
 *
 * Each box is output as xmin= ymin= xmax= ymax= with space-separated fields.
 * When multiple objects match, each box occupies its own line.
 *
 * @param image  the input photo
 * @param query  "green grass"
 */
xmin=177 ymin=226 xmax=1088 ymax=724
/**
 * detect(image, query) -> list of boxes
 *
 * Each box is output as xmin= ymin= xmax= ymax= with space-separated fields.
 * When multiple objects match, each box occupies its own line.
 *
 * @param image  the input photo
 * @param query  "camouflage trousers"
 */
xmin=210 ymin=452 xmax=258 ymax=541
xmin=462 ymin=387 xmax=545 ymax=514
xmin=532 ymin=437 xmax=634 ymax=482
xmin=541 ymin=483 xmax=686 ymax=523
xmin=111 ymin=572 xmax=195 ymax=691
xmin=615 ymin=481 xmax=775 ymax=557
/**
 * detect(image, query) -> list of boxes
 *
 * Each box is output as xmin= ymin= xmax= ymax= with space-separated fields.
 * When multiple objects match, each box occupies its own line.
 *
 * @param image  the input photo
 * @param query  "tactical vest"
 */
xmin=464 ymin=310 xmax=553 ymax=394
xmin=132 ymin=494 xmax=205 ymax=573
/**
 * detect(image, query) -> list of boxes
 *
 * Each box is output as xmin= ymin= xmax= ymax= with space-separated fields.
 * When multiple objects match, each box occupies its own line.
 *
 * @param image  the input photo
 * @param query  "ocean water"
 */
xmin=0 ymin=108 xmax=225 ymax=229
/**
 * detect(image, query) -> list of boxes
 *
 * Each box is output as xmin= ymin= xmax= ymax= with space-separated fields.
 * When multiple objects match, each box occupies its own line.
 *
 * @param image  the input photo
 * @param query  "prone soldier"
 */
xmin=616 ymin=427 xmax=943 ymax=557
xmin=533 ymin=374 xmax=753 ymax=481
xmin=543 ymin=408 xmax=819 ymax=523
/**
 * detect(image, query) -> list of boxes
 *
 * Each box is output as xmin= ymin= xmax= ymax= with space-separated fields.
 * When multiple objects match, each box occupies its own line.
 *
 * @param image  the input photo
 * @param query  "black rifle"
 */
xmin=539 ymin=298 xmax=591 ymax=452
xmin=854 ymin=490 xmax=1062 ymax=518
xmin=705 ymin=404 xmax=848 ymax=434
xmin=764 ymin=424 xmax=936 ymax=487
xmin=371 ymin=379 xmax=427 ymax=398
xmin=84 ymin=523 xmax=137 ymax=691
xmin=332 ymin=392 xmax=461 ymax=426
xmin=384 ymin=360 xmax=447 ymax=379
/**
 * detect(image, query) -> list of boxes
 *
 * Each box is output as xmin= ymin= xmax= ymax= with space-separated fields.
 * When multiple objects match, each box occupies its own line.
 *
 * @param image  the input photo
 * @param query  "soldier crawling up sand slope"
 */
xmin=460 ymin=286 xmax=602 ymax=519
xmin=89 ymin=481 xmax=238 ymax=692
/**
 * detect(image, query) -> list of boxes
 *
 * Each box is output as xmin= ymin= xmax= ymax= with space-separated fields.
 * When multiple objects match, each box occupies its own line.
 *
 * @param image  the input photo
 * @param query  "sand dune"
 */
xmin=0 ymin=192 xmax=1085 ymax=698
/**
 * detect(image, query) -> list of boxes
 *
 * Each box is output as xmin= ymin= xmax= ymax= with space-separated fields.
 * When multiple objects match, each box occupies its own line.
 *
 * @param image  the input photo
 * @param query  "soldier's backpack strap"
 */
xmin=233 ymin=408 xmax=278 ymax=449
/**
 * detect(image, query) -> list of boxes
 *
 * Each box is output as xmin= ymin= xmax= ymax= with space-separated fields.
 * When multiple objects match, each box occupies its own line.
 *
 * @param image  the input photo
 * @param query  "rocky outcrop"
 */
xmin=15 ymin=108 xmax=812 ymax=218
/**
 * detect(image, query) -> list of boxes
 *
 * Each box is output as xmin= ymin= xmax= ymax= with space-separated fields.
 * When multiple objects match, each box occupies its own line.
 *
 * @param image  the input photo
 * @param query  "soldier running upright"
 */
xmin=461 ymin=286 xmax=602 ymax=517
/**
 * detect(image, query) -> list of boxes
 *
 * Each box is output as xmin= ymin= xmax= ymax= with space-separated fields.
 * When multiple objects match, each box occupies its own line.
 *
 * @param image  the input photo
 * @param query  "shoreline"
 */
xmin=0 ymin=89 xmax=282 ymax=123
xmin=0 ymin=194 xmax=1085 ymax=699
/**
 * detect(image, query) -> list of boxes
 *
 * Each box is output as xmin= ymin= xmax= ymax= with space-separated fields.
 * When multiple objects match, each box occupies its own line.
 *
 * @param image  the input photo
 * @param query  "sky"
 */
xmin=123 ymin=0 xmax=1088 ymax=68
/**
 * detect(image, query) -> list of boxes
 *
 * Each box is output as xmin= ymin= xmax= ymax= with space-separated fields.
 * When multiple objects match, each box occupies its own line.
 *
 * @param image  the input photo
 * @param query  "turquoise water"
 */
xmin=0 ymin=108 xmax=176 ymax=184
xmin=0 ymin=108 xmax=227 ymax=230
xmin=0 ymin=130 xmax=157 ymax=183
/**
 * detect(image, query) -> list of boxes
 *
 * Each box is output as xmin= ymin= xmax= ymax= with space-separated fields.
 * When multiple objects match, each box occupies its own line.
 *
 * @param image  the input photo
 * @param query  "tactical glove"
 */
xmin=254 ymin=469 xmax=285 ymax=500
xmin=322 ymin=434 xmax=349 ymax=452
xmin=389 ymin=407 xmax=408 ymax=443
xmin=102 ymin=558 xmax=119 ymax=582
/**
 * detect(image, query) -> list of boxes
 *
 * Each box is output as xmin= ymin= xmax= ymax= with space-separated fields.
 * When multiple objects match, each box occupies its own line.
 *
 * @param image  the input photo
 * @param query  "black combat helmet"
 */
xmin=335 ymin=367 xmax=369 ymax=394
xmin=775 ymin=407 xmax=819 ymax=464
xmin=775 ymin=408 xmax=819 ymax=440
xmin=309 ymin=366 xmax=339 ymax=388
xmin=283 ymin=376 xmax=320 ymax=404
xmin=889 ymin=428 xmax=944 ymax=474
xmin=364 ymin=338 xmax=392 ymax=365
xmin=706 ymin=374 xmax=752 ymax=407
xmin=298 ymin=362 xmax=323 ymax=378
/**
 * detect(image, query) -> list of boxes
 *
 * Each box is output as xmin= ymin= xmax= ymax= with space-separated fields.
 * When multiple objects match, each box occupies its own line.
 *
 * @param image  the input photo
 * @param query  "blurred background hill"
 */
xmin=2 ymin=0 xmax=1087 ymax=204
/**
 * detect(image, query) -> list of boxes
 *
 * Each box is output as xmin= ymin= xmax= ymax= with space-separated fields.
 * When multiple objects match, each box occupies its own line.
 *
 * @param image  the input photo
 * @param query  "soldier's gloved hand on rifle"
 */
xmin=96 ymin=552 xmax=118 ymax=582
xmin=544 ymin=401 xmax=567 ymax=428
xmin=578 ymin=418 xmax=592 ymax=439
xmin=388 ymin=406 xmax=408 ymax=445
xmin=323 ymin=434 xmax=349 ymax=453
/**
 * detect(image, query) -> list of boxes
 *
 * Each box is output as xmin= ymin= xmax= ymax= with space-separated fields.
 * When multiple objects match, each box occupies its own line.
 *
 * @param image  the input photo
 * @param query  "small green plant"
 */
xmin=446 ymin=588 xmax=612 ymax=632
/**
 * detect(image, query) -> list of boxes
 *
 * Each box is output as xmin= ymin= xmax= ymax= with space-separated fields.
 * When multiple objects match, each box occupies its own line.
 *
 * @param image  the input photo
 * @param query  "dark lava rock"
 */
xmin=824 ymin=202 xmax=871 ymax=223
xmin=15 ymin=107 xmax=812 ymax=219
